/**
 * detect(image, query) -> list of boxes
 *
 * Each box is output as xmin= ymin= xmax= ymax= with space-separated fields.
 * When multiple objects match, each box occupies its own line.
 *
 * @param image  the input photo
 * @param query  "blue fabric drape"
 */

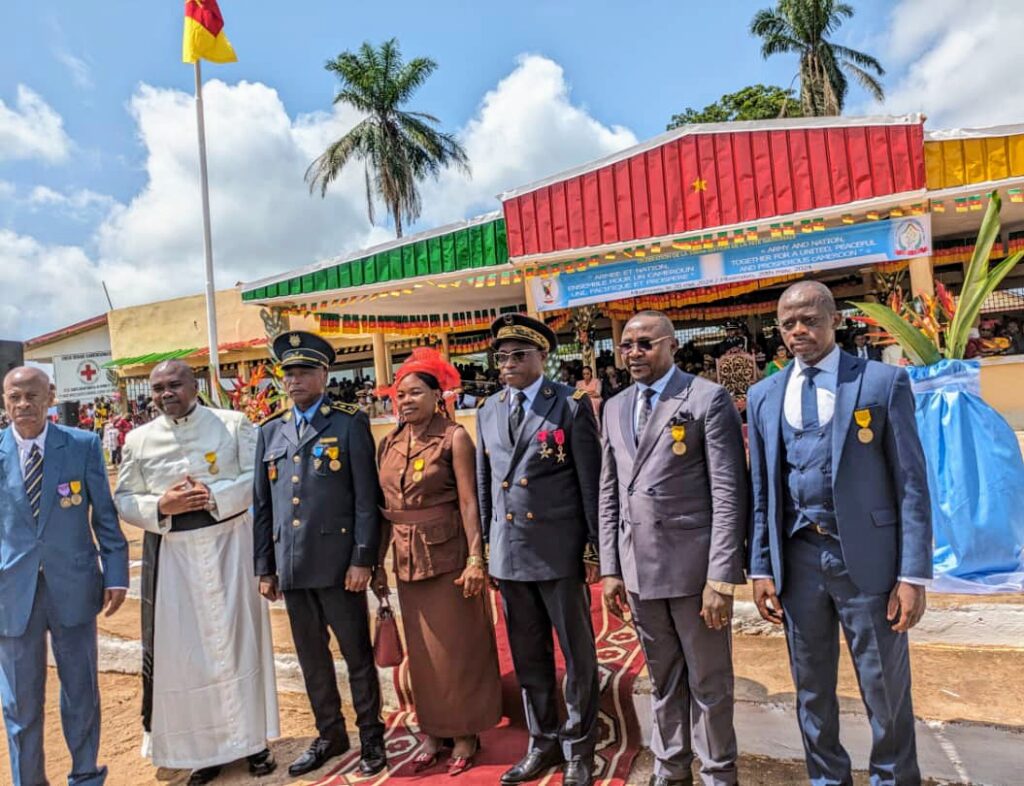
xmin=907 ymin=360 xmax=1024 ymax=593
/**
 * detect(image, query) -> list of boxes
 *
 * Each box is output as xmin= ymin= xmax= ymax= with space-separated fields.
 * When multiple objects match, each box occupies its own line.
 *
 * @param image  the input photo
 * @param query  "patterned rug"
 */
xmin=307 ymin=584 xmax=645 ymax=785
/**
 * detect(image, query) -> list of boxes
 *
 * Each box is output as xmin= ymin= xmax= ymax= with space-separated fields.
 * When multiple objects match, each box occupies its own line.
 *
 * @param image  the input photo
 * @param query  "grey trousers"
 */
xmin=629 ymin=592 xmax=738 ymax=786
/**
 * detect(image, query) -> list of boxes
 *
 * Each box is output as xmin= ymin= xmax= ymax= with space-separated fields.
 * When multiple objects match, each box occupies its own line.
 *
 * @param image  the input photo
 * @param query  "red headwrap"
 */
xmin=377 ymin=347 xmax=462 ymax=401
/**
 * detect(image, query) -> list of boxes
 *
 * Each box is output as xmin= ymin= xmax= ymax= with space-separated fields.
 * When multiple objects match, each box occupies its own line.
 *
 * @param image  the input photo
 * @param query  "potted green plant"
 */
xmin=852 ymin=192 xmax=1024 ymax=592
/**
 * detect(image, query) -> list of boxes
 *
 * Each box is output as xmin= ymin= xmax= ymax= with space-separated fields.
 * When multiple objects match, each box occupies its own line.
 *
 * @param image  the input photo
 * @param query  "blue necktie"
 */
xmin=801 ymin=367 xmax=821 ymax=430
xmin=24 ymin=444 xmax=43 ymax=520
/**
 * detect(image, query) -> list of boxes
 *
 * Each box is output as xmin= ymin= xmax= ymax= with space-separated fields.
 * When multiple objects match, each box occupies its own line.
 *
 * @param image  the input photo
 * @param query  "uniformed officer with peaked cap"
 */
xmin=476 ymin=313 xmax=603 ymax=786
xmin=253 ymin=331 xmax=386 ymax=778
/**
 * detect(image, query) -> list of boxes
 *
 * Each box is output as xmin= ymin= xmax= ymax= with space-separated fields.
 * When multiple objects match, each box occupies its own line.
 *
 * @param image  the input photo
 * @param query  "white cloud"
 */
xmin=5 ymin=57 xmax=641 ymax=339
xmin=418 ymin=54 xmax=637 ymax=226
xmin=874 ymin=0 xmax=1024 ymax=129
xmin=0 ymin=181 xmax=15 ymax=201
xmin=54 ymin=50 xmax=94 ymax=91
xmin=0 ymin=85 xmax=71 ymax=163
xmin=0 ymin=230 xmax=106 ymax=337
xmin=28 ymin=185 xmax=116 ymax=219
xmin=92 ymin=79 xmax=391 ymax=312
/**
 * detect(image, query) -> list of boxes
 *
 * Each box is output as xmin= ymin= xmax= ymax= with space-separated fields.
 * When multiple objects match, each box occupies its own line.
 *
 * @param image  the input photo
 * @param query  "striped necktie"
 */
xmin=24 ymin=444 xmax=43 ymax=520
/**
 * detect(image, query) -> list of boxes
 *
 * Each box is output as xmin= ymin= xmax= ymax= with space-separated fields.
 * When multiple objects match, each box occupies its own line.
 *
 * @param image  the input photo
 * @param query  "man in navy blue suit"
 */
xmin=0 ymin=367 xmax=129 ymax=786
xmin=747 ymin=282 xmax=932 ymax=786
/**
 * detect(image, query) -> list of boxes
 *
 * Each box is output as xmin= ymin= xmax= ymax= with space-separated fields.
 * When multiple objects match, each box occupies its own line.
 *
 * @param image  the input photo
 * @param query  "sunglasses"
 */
xmin=494 ymin=348 xmax=540 ymax=365
xmin=617 ymin=335 xmax=672 ymax=354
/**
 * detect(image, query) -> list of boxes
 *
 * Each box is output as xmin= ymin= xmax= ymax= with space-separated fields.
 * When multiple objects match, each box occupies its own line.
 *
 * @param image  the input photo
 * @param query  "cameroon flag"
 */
xmin=182 ymin=0 xmax=237 ymax=64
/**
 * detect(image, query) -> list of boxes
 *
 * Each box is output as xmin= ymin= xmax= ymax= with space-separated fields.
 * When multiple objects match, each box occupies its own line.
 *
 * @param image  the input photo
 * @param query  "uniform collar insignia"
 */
xmin=283 ymin=411 xmax=293 ymax=422
xmin=320 ymin=404 xmax=330 ymax=416
xmin=542 ymin=387 xmax=553 ymax=397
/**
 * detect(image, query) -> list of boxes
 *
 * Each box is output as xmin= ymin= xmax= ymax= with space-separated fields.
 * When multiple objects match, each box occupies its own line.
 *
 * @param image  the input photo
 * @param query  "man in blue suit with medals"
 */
xmin=0 ymin=367 xmax=129 ymax=786
xmin=747 ymin=281 xmax=932 ymax=786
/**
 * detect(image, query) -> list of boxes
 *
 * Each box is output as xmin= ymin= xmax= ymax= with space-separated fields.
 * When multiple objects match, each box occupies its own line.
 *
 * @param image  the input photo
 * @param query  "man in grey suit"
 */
xmin=599 ymin=312 xmax=748 ymax=786
xmin=476 ymin=313 xmax=602 ymax=786
xmin=747 ymin=281 xmax=932 ymax=786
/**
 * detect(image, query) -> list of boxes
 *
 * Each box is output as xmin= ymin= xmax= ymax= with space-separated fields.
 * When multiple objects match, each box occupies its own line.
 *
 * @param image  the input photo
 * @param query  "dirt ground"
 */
xmin=0 ymin=670 xmax=927 ymax=786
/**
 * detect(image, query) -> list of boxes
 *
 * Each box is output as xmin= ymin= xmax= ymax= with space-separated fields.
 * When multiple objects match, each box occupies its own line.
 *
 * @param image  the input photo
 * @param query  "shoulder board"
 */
xmin=572 ymin=388 xmax=587 ymax=401
xmin=258 ymin=409 xmax=287 ymax=426
xmin=332 ymin=402 xmax=360 ymax=415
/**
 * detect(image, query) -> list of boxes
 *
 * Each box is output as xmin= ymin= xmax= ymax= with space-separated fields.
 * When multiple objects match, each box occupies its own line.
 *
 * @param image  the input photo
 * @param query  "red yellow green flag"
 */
xmin=182 ymin=0 xmax=237 ymax=64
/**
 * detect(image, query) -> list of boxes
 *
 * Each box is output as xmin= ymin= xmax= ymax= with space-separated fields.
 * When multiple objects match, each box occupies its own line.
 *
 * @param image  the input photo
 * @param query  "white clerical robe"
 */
xmin=115 ymin=404 xmax=280 ymax=769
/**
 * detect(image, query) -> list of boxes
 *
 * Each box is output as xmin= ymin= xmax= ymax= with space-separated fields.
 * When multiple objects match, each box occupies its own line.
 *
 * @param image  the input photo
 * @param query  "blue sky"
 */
xmin=2 ymin=0 xmax=1021 ymax=339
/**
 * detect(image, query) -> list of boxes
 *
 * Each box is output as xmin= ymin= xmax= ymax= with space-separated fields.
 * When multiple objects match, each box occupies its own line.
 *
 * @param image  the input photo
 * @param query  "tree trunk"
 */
xmin=392 ymin=202 xmax=403 ymax=239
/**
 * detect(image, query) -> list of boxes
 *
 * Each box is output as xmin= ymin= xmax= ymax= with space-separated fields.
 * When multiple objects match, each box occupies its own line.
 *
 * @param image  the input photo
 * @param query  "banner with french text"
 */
xmin=529 ymin=216 xmax=931 ymax=312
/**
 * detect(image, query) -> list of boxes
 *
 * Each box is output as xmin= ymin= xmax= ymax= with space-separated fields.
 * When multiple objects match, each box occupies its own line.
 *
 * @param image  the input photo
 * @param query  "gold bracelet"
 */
xmin=466 ymin=556 xmax=486 ymax=569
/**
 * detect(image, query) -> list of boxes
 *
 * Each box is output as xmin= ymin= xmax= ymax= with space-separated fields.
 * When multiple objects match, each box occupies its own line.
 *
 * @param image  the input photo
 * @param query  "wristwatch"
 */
xmin=706 ymin=580 xmax=738 ymax=596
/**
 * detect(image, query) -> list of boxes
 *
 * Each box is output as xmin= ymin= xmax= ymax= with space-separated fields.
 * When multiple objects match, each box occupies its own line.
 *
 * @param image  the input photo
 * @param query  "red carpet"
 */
xmin=308 ymin=584 xmax=645 ymax=785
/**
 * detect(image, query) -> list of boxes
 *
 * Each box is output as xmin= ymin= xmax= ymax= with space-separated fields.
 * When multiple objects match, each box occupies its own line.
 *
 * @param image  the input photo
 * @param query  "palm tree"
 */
xmin=750 ymin=0 xmax=885 ymax=117
xmin=306 ymin=39 xmax=470 ymax=238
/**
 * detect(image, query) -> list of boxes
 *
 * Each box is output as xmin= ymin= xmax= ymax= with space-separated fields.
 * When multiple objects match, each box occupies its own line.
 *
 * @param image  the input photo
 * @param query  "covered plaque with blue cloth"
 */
xmin=907 ymin=359 xmax=1024 ymax=592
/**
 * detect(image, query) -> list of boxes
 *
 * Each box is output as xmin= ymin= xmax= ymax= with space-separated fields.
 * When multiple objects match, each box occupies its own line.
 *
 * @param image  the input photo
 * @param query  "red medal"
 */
xmin=553 ymin=429 xmax=567 ymax=463
xmin=538 ymin=430 xmax=553 ymax=459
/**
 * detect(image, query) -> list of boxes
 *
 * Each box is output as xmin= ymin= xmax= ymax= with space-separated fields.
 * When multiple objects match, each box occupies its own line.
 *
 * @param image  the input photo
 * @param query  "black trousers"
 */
xmin=499 ymin=578 xmax=599 ymax=760
xmin=283 ymin=586 xmax=385 ymax=745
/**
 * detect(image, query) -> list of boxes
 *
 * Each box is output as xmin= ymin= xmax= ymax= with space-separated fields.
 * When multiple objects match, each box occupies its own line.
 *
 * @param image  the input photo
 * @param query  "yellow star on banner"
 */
xmin=691 ymin=178 xmax=707 ymax=192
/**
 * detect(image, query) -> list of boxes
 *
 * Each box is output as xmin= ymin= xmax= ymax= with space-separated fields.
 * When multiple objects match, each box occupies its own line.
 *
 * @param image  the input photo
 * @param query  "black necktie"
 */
xmin=509 ymin=391 xmax=526 ymax=440
xmin=635 ymin=388 xmax=655 ymax=445
xmin=801 ymin=367 xmax=821 ymax=430
xmin=24 ymin=444 xmax=43 ymax=520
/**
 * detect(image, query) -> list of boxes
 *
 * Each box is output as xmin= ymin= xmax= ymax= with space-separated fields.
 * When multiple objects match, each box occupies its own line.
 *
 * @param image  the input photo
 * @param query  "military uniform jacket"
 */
xmin=253 ymin=401 xmax=382 ymax=591
xmin=475 ymin=379 xmax=601 ymax=582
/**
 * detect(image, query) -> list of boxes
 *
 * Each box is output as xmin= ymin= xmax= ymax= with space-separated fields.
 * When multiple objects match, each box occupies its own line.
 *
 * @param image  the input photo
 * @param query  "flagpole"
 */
xmin=193 ymin=59 xmax=223 ymax=404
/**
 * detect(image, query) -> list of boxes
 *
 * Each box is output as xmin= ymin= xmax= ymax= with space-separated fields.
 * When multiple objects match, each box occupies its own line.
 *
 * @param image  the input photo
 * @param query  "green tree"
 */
xmin=750 ymin=0 xmax=885 ymax=116
xmin=668 ymin=84 xmax=801 ymax=129
xmin=306 ymin=38 xmax=470 ymax=238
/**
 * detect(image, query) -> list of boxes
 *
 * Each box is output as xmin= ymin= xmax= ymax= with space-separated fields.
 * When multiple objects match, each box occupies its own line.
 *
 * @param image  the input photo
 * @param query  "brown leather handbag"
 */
xmin=373 ymin=598 xmax=404 ymax=668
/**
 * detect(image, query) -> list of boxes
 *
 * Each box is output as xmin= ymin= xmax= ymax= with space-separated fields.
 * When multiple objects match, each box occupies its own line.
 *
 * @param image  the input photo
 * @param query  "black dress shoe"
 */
xmin=288 ymin=736 xmax=350 ymax=777
xmin=187 ymin=766 xmax=222 ymax=786
xmin=358 ymin=738 xmax=388 ymax=776
xmin=500 ymin=749 xmax=565 ymax=784
xmin=563 ymin=758 xmax=594 ymax=786
xmin=247 ymin=747 xmax=276 ymax=777
xmin=649 ymin=775 xmax=694 ymax=786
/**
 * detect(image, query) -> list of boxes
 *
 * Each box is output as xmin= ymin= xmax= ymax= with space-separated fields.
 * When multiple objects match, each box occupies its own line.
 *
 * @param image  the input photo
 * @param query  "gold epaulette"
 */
xmin=258 ymin=409 xmax=287 ymax=426
xmin=476 ymin=396 xmax=488 ymax=408
xmin=572 ymin=388 xmax=588 ymax=401
xmin=332 ymin=402 xmax=360 ymax=415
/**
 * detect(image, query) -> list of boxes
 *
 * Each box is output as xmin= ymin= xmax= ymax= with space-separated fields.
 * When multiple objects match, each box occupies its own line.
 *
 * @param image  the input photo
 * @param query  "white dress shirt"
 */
xmin=634 ymin=366 xmax=677 ymax=432
xmin=508 ymin=374 xmax=546 ymax=413
xmin=11 ymin=422 xmax=48 ymax=479
xmin=783 ymin=345 xmax=840 ymax=429
xmin=854 ymin=345 xmax=870 ymax=360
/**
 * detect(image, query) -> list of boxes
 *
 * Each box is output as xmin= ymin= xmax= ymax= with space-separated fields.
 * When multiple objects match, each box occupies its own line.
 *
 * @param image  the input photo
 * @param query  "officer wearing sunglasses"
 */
xmin=475 ymin=313 xmax=602 ymax=786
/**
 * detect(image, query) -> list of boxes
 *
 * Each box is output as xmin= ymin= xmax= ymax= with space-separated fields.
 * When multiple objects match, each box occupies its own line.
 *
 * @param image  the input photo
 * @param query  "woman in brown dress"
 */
xmin=373 ymin=349 xmax=502 ymax=776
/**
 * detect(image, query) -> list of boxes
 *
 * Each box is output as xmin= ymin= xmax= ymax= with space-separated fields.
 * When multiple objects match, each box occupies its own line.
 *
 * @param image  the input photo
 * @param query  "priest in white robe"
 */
xmin=115 ymin=360 xmax=279 ymax=786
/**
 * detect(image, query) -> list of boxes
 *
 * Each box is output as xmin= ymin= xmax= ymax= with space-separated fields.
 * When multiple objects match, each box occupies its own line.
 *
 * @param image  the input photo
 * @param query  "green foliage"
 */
xmin=305 ymin=38 xmax=470 ymax=238
xmin=750 ymin=0 xmax=884 ymax=116
xmin=851 ymin=301 xmax=942 ymax=366
xmin=945 ymin=193 xmax=1024 ymax=358
xmin=854 ymin=192 xmax=1024 ymax=365
xmin=667 ymin=84 xmax=801 ymax=129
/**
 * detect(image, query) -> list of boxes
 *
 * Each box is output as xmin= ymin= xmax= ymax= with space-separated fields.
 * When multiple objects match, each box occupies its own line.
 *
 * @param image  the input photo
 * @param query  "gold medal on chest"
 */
xmin=671 ymin=424 xmax=687 ymax=455
xmin=326 ymin=446 xmax=341 ymax=472
xmin=204 ymin=451 xmax=219 ymax=475
xmin=70 ymin=481 xmax=83 ymax=506
xmin=854 ymin=409 xmax=874 ymax=444
xmin=412 ymin=457 xmax=425 ymax=483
